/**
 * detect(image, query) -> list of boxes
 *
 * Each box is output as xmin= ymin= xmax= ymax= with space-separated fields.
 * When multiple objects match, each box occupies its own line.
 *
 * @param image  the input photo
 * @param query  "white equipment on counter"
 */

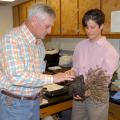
xmin=59 ymin=55 xmax=72 ymax=67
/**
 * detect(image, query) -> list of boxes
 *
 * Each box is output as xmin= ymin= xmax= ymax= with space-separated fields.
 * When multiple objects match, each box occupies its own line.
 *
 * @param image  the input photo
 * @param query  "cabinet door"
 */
xmin=13 ymin=6 xmax=19 ymax=27
xmin=61 ymin=0 xmax=78 ymax=35
xmin=109 ymin=102 xmax=120 ymax=120
xmin=47 ymin=0 xmax=60 ymax=35
xmin=79 ymin=0 xmax=100 ymax=35
xmin=101 ymin=0 xmax=120 ymax=34
xmin=19 ymin=3 xmax=27 ymax=24
xmin=26 ymin=0 xmax=35 ymax=16
xmin=36 ymin=0 xmax=46 ymax=3
xmin=19 ymin=0 xmax=35 ymax=25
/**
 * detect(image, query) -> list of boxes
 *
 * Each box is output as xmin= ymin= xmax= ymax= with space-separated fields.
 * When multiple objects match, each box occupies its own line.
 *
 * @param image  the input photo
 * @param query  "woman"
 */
xmin=66 ymin=9 xmax=119 ymax=120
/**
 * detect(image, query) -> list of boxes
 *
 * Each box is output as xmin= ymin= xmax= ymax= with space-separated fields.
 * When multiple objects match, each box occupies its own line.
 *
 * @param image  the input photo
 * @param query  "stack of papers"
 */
xmin=111 ymin=91 xmax=120 ymax=100
xmin=43 ymin=83 xmax=64 ymax=92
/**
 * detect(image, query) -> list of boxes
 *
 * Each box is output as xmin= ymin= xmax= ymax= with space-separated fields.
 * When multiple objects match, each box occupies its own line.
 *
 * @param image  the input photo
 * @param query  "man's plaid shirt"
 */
xmin=0 ymin=24 xmax=53 ymax=96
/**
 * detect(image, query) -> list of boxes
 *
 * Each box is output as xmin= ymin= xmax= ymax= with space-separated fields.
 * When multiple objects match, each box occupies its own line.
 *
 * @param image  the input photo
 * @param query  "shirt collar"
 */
xmin=88 ymin=36 xmax=106 ymax=46
xmin=95 ymin=36 xmax=106 ymax=46
xmin=20 ymin=24 xmax=36 ymax=44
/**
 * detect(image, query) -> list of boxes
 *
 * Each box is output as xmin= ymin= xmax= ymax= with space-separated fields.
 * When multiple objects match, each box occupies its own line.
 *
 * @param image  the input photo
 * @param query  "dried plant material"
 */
xmin=68 ymin=75 xmax=86 ymax=101
xmin=86 ymin=67 xmax=110 ymax=103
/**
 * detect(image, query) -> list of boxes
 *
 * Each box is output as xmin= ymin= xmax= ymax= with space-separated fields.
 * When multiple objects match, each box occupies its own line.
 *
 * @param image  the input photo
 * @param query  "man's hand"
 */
xmin=53 ymin=72 xmax=75 ymax=83
xmin=65 ymin=69 xmax=76 ymax=76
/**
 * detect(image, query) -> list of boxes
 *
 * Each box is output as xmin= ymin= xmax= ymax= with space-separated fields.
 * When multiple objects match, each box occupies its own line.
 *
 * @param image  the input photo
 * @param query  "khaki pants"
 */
xmin=72 ymin=98 xmax=109 ymax=120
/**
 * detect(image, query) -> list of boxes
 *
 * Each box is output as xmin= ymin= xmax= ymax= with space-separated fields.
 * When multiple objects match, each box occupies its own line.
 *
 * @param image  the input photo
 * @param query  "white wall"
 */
xmin=0 ymin=6 xmax=13 ymax=36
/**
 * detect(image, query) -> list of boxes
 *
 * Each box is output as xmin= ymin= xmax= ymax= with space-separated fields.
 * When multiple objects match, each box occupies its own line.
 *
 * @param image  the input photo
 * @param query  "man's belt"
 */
xmin=1 ymin=90 xmax=41 ymax=100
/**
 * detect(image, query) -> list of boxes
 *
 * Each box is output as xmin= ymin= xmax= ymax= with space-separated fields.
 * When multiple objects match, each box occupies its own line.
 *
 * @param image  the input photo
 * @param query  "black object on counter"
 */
xmin=45 ymin=52 xmax=59 ymax=68
xmin=45 ymin=86 xmax=68 ymax=98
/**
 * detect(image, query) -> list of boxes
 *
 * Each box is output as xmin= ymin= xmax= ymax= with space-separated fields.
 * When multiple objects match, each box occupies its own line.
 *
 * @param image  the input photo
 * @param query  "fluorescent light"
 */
xmin=0 ymin=0 xmax=15 ymax=2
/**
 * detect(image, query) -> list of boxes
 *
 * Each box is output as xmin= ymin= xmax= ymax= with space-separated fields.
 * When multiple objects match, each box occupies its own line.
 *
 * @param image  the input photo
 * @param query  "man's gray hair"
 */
xmin=28 ymin=3 xmax=56 ymax=20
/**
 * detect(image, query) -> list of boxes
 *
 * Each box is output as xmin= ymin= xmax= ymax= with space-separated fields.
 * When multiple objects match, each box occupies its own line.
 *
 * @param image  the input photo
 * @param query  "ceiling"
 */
xmin=0 ymin=0 xmax=28 ymax=6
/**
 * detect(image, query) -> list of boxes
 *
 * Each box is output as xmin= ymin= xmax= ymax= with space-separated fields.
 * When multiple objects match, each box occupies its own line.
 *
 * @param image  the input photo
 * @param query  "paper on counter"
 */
xmin=40 ymin=98 xmax=48 ymax=105
xmin=111 ymin=11 xmax=120 ymax=32
xmin=111 ymin=91 xmax=120 ymax=100
xmin=43 ymin=83 xmax=64 ymax=92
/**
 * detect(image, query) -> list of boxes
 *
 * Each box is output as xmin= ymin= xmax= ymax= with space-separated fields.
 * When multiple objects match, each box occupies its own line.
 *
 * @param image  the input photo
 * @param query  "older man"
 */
xmin=0 ymin=3 xmax=74 ymax=120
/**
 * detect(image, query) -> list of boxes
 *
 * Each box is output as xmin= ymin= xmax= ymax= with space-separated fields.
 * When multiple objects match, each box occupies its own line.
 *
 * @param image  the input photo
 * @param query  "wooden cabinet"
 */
xmin=79 ymin=0 xmax=100 ymax=35
xmin=61 ymin=0 xmax=78 ymax=35
xmin=13 ymin=6 xmax=19 ymax=27
xmin=19 ymin=3 xmax=27 ymax=25
xmin=41 ymin=100 xmax=72 ymax=118
xmin=61 ymin=0 xmax=100 ymax=35
xmin=36 ymin=0 xmax=46 ymax=4
xmin=13 ymin=0 xmax=120 ymax=37
xmin=13 ymin=0 xmax=100 ymax=36
xmin=19 ymin=0 xmax=35 ymax=25
xmin=47 ymin=0 xmax=61 ymax=35
xmin=109 ymin=102 xmax=120 ymax=120
xmin=101 ymin=0 xmax=120 ymax=35
xmin=26 ymin=0 xmax=35 ymax=15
